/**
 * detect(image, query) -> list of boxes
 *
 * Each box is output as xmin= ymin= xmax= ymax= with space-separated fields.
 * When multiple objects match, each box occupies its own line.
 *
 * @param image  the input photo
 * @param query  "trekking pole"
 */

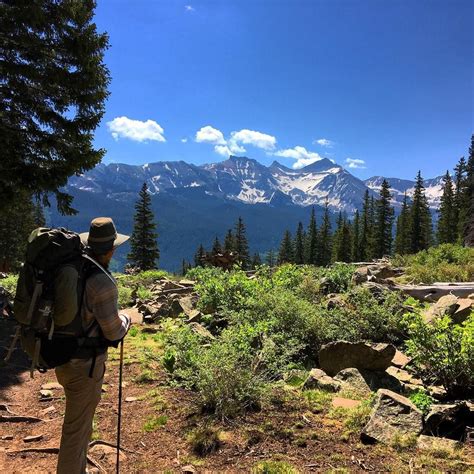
xmin=116 ymin=338 xmax=124 ymax=474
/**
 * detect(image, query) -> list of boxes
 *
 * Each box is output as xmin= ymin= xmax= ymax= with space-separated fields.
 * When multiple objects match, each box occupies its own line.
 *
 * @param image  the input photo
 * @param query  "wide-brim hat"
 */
xmin=80 ymin=217 xmax=129 ymax=254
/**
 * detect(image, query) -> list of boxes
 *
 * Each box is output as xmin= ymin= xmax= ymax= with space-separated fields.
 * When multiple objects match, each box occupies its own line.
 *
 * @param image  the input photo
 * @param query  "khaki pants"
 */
xmin=55 ymin=353 xmax=107 ymax=474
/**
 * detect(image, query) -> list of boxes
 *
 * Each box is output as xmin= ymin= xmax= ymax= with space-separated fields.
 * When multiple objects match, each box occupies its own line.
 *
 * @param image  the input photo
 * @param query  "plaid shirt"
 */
xmin=82 ymin=272 xmax=129 ymax=341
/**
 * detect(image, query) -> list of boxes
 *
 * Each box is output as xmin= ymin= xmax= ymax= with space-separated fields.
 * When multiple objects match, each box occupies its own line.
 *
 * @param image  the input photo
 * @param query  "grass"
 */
xmin=252 ymin=460 xmax=299 ymax=474
xmin=142 ymin=415 xmax=168 ymax=432
xmin=301 ymin=389 xmax=333 ymax=413
xmin=187 ymin=426 xmax=222 ymax=456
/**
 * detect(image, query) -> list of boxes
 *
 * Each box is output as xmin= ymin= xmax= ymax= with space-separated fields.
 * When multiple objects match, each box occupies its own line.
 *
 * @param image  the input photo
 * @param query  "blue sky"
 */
xmin=93 ymin=0 xmax=473 ymax=180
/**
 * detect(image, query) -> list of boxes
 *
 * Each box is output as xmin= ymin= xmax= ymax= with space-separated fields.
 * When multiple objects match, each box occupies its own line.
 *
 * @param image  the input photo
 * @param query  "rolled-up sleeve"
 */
xmin=86 ymin=274 xmax=129 ymax=341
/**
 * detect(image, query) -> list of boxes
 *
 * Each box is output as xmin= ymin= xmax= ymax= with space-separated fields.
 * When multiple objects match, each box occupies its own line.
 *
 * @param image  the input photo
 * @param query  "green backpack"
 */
xmin=6 ymin=227 xmax=107 ymax=376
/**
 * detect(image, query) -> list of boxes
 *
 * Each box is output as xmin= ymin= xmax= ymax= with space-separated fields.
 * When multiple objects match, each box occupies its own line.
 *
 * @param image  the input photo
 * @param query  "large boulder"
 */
xmin=417 ymin=435 xmax=461 ymax=452
xmin=334 ymin=368 xmax=402 ymax=396
xmin=361 ymin=389 xmax=423 ymax=444
xmin=423 ymin=402 xmax=474 ymax=440
xmin=422 ymin=295 xmax=459 ymax=323
xmin=319 ymin=341 xmax=396 ymax=376
xmin=367 ymin=264 xmax=403 ymax=282
xmin=303 ymin=369 xmax=341 ymax=392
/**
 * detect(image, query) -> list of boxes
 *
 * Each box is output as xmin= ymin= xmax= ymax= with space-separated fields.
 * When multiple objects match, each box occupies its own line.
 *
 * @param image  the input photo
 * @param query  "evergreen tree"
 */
xmin=367 ymin=195 xmax=376 ymax=259
xmin=234 ymin=216 xmax=250 ymax=269
xmin=181 ymin=259 xmax=192 ymax=276
xmin=409 ymin=171 xmax=432 ymax=253
xmin=373 ymin=179 xmax=394 ymax=258
xmin=464 ymin=135 xmax=474 ymax=244
xmin=359 ymin=190 xmax=371 ymax=261
xmin=127 ymin=183 xmax=159 ymax=270
xmin=211 ymin=236 xmax=222 ymax=256
xmin=437 ymin=171 xmax=456 ymax=244
xmin=251 ymin=253 xmax=262 ymax=268
xmin=194 ymin=244 xmax=206 ymax=267
xmin=454 ymin=156 xmax=467 ymax=242
xmin=332 ymin=213 xmax=352 ymax=262
xmin=294 ymin=221 xmax=305 ymax=264
xmin=351 ymin=210 xmax=361 ymax=262
xmin=318 ymin=200 xmax=332 ymax=266
xmin=395 ymin=193 xmax=411 ymax=255
xmin=1 ymin=1 xmax=110 ymax=215
xmin=304 ymin=208 xmax=318 ymax=264
xmin=278 ymin=230 xmax=294 ymax=264
xmin=0 ymin=193 xmax=36 ymax=272
xmin=224 ymin=229 xmax=235 ymax=253
xmin=33 ymin=200 xmax=46 ymax=227
xmin=265 ymin=249 xmax=276 ymax=267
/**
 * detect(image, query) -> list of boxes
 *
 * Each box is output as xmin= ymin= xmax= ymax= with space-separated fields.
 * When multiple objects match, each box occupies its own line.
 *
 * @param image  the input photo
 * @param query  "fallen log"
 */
xmin=393 ymin=283 xmax=474 ymax=302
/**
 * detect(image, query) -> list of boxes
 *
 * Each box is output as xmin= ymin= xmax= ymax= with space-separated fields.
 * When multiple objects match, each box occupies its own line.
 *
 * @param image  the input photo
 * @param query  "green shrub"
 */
xmin=1 ymin=274 xmax=18 ymax=297
xmin=187 ymin=426 xmax=221 ymax=456
xmin=403 ymin=311 xmax=474 ymax=397
xmin=318 ymin=263 xmax=355 ymax=293
xmin=117 ymin=284 xmax=133 ymax=309
xmin=393 ymin=244 xmax=474 ymax=283
xmin=317 ymin=286 xmax=404 ymax=343
xmin=409 ymin=389 xmax=434 ymax=414
xmin=142 ymin=415 xmax=168 ymax=432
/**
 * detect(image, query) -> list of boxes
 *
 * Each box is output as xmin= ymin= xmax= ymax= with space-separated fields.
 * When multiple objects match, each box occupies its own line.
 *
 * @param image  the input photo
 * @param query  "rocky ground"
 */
xmin=1 ymin=263 xmax=474 ymax=472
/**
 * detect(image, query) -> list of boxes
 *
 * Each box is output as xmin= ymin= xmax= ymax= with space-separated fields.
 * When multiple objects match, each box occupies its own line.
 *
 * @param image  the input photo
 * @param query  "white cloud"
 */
xmin=229 ymin=129 xmax=277 ymax=152
xmin=214 ymin=145 xmax=232 ymax=157
xmin=185 ymin=5 xmax=195 ymax=11
xmin=315 ymin=138 xmax=333 ymax=147
xmin=107 ymin=116 xmax=166 ymax=142
xmin=345 ymin=158 xmax=366 ymax=169
xmin=195 ymin=126 xmax=276 ymax=157
xmin=181 ymin=138 xmax=188 ymax=143
xmin=274 ymin=146 xmax=323 ymax=169
xmin=195 ymin=126 xmax=226 ymax=145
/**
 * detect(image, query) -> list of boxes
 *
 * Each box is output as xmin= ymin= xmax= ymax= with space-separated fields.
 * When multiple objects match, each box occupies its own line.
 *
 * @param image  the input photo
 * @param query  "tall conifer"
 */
xmin=352 ymin=210 xmax=361 ymax=261
xmin=395 ymin=193 xmax=411 ymax=255
xmin=409 ymin=171 xmax=432 ymax=253
xmin=374 ymin=179 xmax=394 ymax=258
xmin=128 ymin=183 xmax=159 ymax=270
xmin=224 ymin=229 xmax=235 ymax=252
xmin=437 ymin=171 xmax=456 ymax=244
xmin=211 ymin=236 xmax=222 ymax=256
xmin=278 ymin=230 xmax=294 ymax=264
xmin=234 ymin=216 xmax=250 ymax=269
xmin=318 ymin=200 xmax=332 ymax=266
xmin=359 ymin=190 xmax=371 ymax=261
xmin=294 ymin=222 xmax=305 ymax=264
xmin=304 ymin=207 xmax=318 ymax=264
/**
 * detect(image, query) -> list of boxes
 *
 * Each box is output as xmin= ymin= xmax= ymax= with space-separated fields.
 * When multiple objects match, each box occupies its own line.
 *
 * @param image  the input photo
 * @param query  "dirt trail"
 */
xmin=1 ymin=318 xmax=472 ymax=473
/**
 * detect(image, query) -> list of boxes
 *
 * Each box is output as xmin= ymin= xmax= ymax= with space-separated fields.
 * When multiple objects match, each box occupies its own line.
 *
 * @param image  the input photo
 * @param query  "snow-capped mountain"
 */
xmin=70 ymin=156 xmax=373 ymax=213
xmin=364 ymin=175 xmax=444 ymax=209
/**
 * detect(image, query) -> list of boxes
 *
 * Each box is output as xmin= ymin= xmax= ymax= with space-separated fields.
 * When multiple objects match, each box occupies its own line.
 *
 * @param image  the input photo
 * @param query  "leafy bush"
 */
xmin=1 ymin=274 xmax=18 ymax=297
xmin=393 ymin=244 xmax=474 ymax=283
xmin=403 ymin=311 xmax=474 ymax=397
xmin=318 ymin=263 xmax=355 ymax=293
xmin=409 ymin=389 xmax=434 ymax=414
xmin=317 ymin=286 xmax=404 ymax=343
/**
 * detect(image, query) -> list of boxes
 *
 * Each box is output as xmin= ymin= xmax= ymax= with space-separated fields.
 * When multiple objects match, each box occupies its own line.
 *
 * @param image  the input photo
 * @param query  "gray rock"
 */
xmin=352 ymin=267 xmax=368 ymax=285
xmin=452 ymin=298 xmax=473 ymax=324
xmin=361 ymin=389 xmax=423 ymax=444
xmin=303 ymin=368 xmax=341 ymax=392
xmin=417 ymin=434 xmax=461 ymax=451
xmin=334 ymin=368 xmax=403 ymax=395
xmin=386 ymin=366 xmax=423 ymax=386
xmin=424 ymin=402 xmax=474 ymax=440
xmin=391 ymin=349 xmax=411 ymax=368
xmin=422 ymin=295 xmax=459 ymax=323
xmin=319 ymin=341 xmax=396 ymax=376
xmin=189 ymin=322 xmax=215 ymax=340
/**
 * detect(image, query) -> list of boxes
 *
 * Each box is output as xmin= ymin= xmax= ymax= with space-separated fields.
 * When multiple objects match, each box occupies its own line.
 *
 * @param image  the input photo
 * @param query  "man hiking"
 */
xmin=55 ymin=217 xmax=131 ymax=474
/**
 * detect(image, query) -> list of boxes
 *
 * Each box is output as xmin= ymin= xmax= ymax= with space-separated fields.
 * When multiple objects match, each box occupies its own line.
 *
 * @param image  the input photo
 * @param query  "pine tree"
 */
xmin=454 ymin=156 xmax=467 ymax=242
xmin=294 ymin=222 xmax=305 ymax=264
xmin=1 ymin=1 xmax=110 ymax=215
xmin=181 ymin=259 xmax=192 ymax=276
xmin=234 ymin=217 xmax=250 ymax=269
xmin=265 ymin=249 xmax=276 ymax=267
xmin=127 ymin=183 xmax=159 ymax=270
xmin=0 ymin=193 xmax=36 ymax=271
xmin=373 ymin=179 xmax=394 ymax=258
xmin=410 ymin=171 xmax=432 ymax=253
xmin=224 ymin=229 xmax=235 ymax=253
xmin=332 ymin=213 xmax=352 ymax=262
xmin=33 ymin=200 xmax=46 ymax=227
xmin=211 ymin=236 xmax=222 ymax=256
xmin=318 ymin=200 xmax=332 ymax=266
xmin=304 ymin=208 xmax=318 ymax=264
xmin=463 ymin=135 xmax=474 ymax=244
xmin=437 ymin=171 xmax=456 ymax=244
xmin=194 ymin=244 xmax=206 ymax=267
xmin=395 ymin=193 xmax=411 ymax=254
xmin=359 ymin=190 xmax=371 ymax=261
xmin=251 ymin=253 xmax=262 ymax=268
xmin=278 ymin=230 xmax=294 ymax=264
xmin=351 ymin=210 xmax=361 ymax=262
xmin=367 ymin=195 xmax=376 ymax=259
